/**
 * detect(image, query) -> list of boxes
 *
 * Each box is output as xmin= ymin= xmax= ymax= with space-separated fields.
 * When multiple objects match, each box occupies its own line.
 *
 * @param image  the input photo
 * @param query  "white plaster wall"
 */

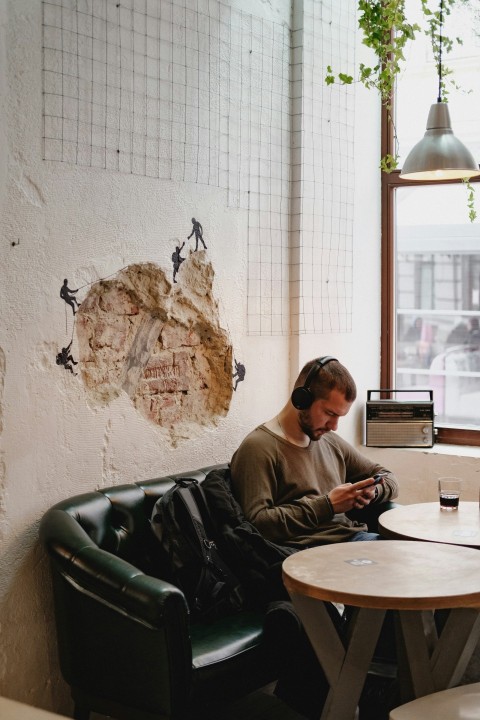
xmin=296 ymin=21 xmax=382 ymax=445
xmin=1 ymin=0 xmax=478 ymax=716
xmin=0 ymin=0 xmax=290 ymax=711
xmin=363 ymin=445 xmax=480 ymax=505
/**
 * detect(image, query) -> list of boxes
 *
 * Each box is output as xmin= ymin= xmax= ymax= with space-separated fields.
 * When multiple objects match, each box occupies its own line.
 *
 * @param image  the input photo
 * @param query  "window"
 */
xmin=381 ymin=1 xmax=480 ymax=445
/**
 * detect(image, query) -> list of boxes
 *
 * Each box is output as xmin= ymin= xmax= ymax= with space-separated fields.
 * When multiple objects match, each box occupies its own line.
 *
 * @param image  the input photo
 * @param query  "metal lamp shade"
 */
xmin=399 ymin=102 xmax=480 ymax=180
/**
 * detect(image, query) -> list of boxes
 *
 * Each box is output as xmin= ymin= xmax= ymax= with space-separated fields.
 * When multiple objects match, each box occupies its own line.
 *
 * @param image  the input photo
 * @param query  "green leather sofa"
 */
xmin=39 ymin=463 xmax=396 ymax=720
xmin=40 ymin=463 xmax=281 ymax=720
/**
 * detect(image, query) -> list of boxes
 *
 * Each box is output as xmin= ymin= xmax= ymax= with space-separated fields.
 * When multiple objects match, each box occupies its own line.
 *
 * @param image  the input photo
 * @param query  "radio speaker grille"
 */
xmin=366 ymin=421 xmax=434 ymax=448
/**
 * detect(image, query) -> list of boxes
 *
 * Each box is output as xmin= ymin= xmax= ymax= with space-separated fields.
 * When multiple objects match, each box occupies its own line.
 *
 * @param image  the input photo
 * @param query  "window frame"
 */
xmin=380 ymin=105 xmax=480 ymax=447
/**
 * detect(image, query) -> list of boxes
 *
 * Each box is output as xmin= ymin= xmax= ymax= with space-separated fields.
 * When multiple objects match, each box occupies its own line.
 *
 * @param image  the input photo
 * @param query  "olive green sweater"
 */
xmin=230 ymin=425 xmax=398 ymax=545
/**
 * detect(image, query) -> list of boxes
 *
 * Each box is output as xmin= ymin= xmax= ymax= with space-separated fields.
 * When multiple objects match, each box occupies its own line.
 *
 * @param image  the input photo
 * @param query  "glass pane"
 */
xmin=395 ymin=185 xmax=480 ymax=428
xmin=396 ymin=0 xmax=480 ymax=167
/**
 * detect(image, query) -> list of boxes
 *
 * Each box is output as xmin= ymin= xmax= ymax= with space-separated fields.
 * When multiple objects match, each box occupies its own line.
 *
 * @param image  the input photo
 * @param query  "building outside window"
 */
xmin=382 ymin=0 xmax=480 ymax=443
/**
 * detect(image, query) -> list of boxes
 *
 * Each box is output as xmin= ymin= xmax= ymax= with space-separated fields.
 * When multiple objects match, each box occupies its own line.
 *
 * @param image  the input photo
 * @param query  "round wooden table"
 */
xmin=378 ymin=501 xmax=480 ymax=547
xmin=282 ymin=541 xmax=480 ymax=720
xmin=0 ymin=697 xmax=69 ymax=719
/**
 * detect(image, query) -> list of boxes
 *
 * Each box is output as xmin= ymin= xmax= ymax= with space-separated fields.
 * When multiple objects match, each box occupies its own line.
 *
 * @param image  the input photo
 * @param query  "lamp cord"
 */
xmin=437 ymin=0 xmax=443 ymax=102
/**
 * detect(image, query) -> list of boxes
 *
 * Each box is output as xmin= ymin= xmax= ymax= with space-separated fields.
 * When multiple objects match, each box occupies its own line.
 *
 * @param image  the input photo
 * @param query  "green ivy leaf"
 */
xmin=462 ymin=178 xmax=477 ymax=224
xmin=380 ymin=154 xmax=399 ymax=173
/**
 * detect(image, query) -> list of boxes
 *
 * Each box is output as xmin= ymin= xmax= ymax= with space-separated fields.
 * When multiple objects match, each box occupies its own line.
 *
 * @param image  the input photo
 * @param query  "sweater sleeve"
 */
xmin=331 ymin=434 xmax=399 ymax=503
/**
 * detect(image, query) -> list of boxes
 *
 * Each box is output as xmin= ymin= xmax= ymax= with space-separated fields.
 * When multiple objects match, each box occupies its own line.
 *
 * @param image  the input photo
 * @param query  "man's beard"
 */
xmin=298 ymin=410 xmax=328 ymax=441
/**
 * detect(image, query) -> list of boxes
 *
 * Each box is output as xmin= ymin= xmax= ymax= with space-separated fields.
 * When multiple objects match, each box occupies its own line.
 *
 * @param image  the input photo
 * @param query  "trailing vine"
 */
xmin=326 ymin=0 xmax=421 ymax=171
xmin=325 ymin=0 xmax=477 ymax=219
xmin=462 ymin=178 xmax=477 ymax=222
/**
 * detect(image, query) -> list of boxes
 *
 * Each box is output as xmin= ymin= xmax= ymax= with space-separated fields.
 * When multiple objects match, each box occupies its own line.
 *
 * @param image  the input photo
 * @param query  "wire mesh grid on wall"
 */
xmin=42 ymin=0 xmax=355 ymax=336
xmin=290 ymin=0 xmax=355 ymax=335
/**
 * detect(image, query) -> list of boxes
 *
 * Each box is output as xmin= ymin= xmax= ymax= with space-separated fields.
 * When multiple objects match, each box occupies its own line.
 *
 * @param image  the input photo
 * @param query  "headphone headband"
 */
xmin=291 ymin=356 xmax=338 ymax=410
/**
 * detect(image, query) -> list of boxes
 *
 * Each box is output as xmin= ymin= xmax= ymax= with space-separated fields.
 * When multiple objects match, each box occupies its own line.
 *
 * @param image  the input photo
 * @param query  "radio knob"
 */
xmin=422 ymin=426 xmax=429 ymax=434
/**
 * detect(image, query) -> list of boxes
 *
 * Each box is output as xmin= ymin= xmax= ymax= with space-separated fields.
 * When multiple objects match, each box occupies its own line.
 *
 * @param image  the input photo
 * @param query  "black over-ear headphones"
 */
xmin=291 ymin=356 xmax=338 ymax=410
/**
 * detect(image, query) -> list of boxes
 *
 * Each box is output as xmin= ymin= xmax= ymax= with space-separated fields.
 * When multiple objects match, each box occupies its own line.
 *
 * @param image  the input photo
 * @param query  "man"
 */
xmin=231 ymin=355 xmax=398 ymax=546
xmin=187 ymin=217 xmax=207 ymax=251
xmin=230 ymin=356 xmax=399 ymax=718
xmin=232 ymin=357 xmax=246 ymax=391
xmin=56 ymin=340 xmax=78 ymax=376
xmin=171 ymin=241 xmax=185 ymax=283
xmin=60 ymin=279 xmax=81 ymax=315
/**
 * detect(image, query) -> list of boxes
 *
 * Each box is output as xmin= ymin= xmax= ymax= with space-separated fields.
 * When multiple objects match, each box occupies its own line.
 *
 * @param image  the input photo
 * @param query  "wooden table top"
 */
xmin=0 ymin=697 xmax=69 ymax=719
xmin=389 ymin=682 xmax=480 ymax=720
xmin=282 ymin=540 xmax=480 ymax=610
xmin=379 ymin=501 xmax=480 ymax=547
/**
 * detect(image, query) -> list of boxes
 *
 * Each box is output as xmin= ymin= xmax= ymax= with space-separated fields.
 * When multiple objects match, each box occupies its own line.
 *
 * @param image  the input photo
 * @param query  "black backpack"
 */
xmin=150 ymin=478 xmax=245 ymax=621
xmin=201 ymin=467 xmax=301 ymax=607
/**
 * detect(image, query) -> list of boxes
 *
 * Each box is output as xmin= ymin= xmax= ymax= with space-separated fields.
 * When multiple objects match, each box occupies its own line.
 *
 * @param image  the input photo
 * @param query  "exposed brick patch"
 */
xmin=76 ymin=255 xmax=233 ymax=442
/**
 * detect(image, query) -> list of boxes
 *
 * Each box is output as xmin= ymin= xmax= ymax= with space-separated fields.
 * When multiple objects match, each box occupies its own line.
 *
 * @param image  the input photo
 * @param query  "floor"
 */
xmin=199 ymin=683 xmax=307 ymax=720
xmin=90 ymin=684 xmax=307 ymax=720
xmin=88 ymin=646 xmax=480 ymax=720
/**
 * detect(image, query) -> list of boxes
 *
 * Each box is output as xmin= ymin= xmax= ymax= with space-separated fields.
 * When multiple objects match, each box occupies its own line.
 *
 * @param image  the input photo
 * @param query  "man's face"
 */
xmin=298 ymin=388 xmax=353 ymax=441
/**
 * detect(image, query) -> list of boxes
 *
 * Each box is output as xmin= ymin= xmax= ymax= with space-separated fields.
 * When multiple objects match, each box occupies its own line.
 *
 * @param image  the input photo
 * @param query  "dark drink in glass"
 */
xmin=439 ymin=493 xmax=460 ymax=510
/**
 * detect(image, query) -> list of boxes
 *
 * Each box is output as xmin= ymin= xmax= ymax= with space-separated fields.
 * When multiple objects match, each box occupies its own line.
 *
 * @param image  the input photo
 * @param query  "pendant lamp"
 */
xmin=399 ymin=0 xmax=480 ymax=181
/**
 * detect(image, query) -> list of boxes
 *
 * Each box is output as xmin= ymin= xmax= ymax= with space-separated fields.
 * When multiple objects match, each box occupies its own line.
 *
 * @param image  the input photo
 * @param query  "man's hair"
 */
xmin=293 ymin=358 xmax=357 ymax=403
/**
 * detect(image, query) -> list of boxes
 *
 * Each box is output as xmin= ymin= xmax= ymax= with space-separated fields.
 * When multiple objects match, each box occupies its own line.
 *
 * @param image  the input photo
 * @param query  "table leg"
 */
xmin=397 ymin=608 xmax=480 ymax=701
xmin=289 ymin=593 xmax=386 ymax=720
xmin=396 ymin=611 xmax=436 ymax=701
xmin=430 ymin=608 xmax=480 ymax=688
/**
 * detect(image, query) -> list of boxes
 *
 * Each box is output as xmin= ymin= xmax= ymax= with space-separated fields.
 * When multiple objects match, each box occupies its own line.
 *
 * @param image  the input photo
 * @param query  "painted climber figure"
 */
xmin=232 ymin=358 xmax=246 ymax=391
xmin=172 ymin=241 xmax=185 ymax=283
xmin=60 ymin=279 xmax=81 ymax=315
xmin=187 ymin=218 xmax=207 ymax=251
xmin=56 ymin=341 xmax=78 ymax=375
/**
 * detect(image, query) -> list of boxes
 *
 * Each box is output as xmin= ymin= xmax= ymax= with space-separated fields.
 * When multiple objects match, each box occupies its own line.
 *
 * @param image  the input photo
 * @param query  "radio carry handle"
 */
xmin=367 ymin=389 xmax=433 ymax=402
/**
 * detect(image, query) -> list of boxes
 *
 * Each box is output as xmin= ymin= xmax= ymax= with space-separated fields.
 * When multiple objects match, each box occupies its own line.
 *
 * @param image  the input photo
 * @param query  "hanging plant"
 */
xmin=325 ymin=0 xmax=477 ymax=218
xmin=325 ymin=0 xmax=462 ymax=169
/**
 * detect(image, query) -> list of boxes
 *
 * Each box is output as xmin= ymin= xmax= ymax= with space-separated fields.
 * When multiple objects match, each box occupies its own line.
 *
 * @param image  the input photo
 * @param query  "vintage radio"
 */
xmin=365 ymin=389 xmax=435 ymax=448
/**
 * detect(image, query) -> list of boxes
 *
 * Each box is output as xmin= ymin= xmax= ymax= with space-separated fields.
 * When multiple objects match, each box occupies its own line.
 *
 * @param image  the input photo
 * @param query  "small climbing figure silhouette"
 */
xmin=232 ymin=358 xmax=246 ymax=391
xmin=171 ymin=241 xmax=185 ymax=283
xmin=60 ymin=279 xmax=81 ymax=315
xmin=56 ymin=340 xmax=78 ymax=375
xmin=187 ymin=218 xmax=207 ymax=251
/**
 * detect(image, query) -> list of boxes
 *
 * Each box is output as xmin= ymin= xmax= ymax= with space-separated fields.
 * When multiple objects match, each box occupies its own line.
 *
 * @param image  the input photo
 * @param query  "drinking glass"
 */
xmin=438 ymin=477 xmax=461 ymax=511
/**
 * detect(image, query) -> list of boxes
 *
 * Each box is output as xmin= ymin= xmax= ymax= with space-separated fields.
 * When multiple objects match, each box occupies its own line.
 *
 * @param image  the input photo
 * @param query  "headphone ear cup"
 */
xmin=291 ymin=356 xmax=338 ymax=410
xmin=291 ymin=387 xmax=313 ymax=410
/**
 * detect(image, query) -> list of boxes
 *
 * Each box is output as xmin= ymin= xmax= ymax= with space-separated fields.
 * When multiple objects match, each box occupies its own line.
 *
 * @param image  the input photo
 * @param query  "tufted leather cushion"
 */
xmin=40 ymin=464 xmax=277 ymax=720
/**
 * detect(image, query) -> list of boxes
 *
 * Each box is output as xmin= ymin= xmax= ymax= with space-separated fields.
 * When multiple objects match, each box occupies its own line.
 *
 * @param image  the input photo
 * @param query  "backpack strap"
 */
xmin=174 ymin=479 xmax=244 ymax=610
xmin=175 ymin=481 xmax=215 ymax=565
xmin=175 ymin=478 xmax=217 ymax=538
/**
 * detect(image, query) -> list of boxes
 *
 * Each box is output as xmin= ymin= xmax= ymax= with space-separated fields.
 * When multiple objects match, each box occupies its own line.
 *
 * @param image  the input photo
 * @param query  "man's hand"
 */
xmin=328 ymin=478 xmax=380 ymax=513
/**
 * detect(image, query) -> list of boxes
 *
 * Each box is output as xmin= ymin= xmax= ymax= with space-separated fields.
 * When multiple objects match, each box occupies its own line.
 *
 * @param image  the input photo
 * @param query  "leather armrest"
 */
xmin=67 ymin=545 xmax=188 ymax=628
xmin=40 ymin=506 xmax=189 ymax=628
xmin=41 ymin=505 xmax=193 ymax=717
